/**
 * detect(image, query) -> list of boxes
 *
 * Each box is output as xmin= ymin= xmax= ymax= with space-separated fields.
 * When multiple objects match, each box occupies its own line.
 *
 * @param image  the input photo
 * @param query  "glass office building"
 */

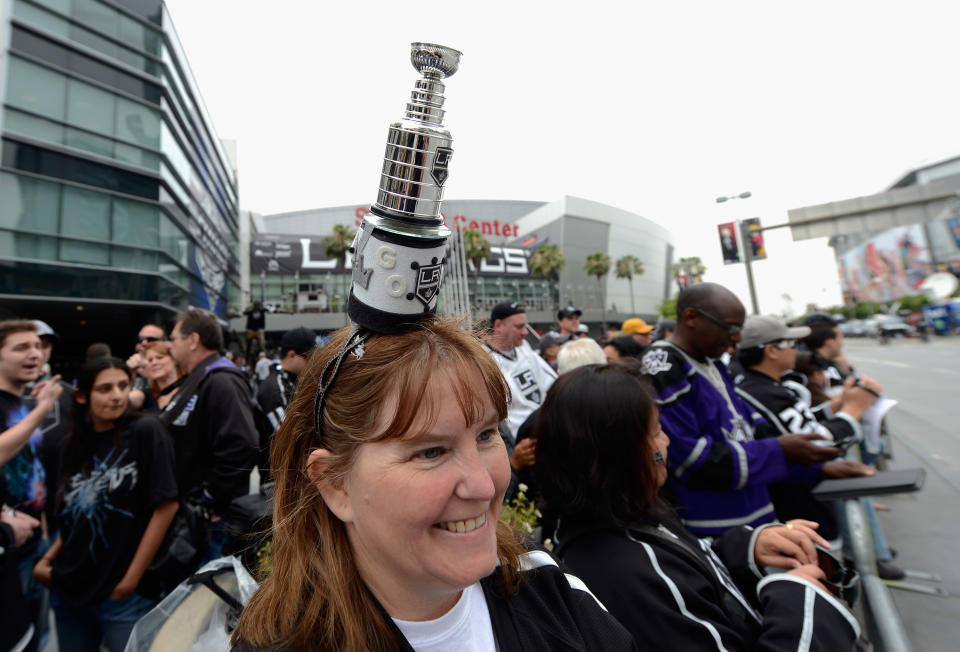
xmin=0 ymin=0 xmax=239 ymax=356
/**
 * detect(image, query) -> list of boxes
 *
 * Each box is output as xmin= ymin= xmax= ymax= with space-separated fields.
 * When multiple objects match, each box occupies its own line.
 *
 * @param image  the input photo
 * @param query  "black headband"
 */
xmin=313 ymin=326 xmax=368 ymax=440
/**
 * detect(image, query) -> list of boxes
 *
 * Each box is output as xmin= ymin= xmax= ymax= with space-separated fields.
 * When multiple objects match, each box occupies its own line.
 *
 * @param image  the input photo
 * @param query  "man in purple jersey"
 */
xmin=641 ymin=284 xmax=853 ymax=536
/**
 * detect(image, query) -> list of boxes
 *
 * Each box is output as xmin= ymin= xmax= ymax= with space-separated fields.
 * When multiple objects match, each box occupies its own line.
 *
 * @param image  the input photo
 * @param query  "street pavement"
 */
xmin=844 ymin=336 xmax=960 ymax=651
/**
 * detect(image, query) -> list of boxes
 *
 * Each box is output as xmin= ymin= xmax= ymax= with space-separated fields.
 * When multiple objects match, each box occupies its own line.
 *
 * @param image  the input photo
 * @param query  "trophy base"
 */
xmin=347 ymin=289 xmax=439 ymax=335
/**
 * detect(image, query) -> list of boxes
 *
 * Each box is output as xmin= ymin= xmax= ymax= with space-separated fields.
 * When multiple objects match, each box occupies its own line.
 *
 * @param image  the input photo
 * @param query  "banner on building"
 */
xmin=837 ymin=223 xmax=933 ymax=303
xmin=717 ymin=222 xmax=741 ymax=264
xmin=251 ymin=233 xmax=535 ymax=276
xmin=743 ymin=217 xmax=767 ymax=260
xmin=251 ymin=235 xmax=348 ymax=274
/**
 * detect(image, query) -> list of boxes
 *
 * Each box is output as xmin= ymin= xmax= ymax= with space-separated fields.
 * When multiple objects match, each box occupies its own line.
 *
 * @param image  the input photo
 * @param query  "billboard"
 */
xmin=718 ymin=222 xmax=741 ymax=264
xmin=251 ymin=233 xmax=536 ymax=277
xmin=743 ymin=217 xmax=767 ymax=260
xmin=837 ymin=224 xmax=933 ymax=303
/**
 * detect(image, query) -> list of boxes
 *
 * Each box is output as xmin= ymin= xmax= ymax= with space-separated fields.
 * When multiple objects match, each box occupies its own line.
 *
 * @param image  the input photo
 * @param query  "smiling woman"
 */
xmin=232 ymin=317 xmax=636 ymax=652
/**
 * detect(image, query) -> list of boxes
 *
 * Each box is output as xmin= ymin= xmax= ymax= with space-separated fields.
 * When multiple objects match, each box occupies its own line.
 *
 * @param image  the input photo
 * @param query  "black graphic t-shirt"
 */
xmin=23 ymin=376 xmax=76 ymax=523
xmin=0 ymin=389 xmax=46 ymax=521
xmin=52 ymin=416 xmax=177 ymax=607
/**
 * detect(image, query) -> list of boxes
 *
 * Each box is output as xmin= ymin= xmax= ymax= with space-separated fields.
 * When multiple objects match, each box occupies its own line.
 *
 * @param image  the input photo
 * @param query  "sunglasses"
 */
xmin=137 ymin=336 xmax=163 ymax=343
xmin=766 ymin=339 xmax=796 ymax=350
xmin=692 ymin=307 xmax=742 ymax=335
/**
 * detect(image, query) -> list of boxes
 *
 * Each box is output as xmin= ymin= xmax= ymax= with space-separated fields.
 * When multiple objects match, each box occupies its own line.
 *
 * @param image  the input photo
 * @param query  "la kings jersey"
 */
xmin=641 ymin=341 xmax=820 ymax=535
xmin=486 ymin=340 xmax=557 ymax=441
xmin=735 ymin=369 xmax=861 ymax=442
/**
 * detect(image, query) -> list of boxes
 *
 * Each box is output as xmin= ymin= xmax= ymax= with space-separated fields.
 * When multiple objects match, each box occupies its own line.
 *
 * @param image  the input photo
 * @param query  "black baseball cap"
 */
xmin=280 ymin=327 xmax=317 ymax=356
xmin=491 ymin=301 xmax=524 ymax=324
xmin=803 ymin=312 xmax=838 ymax=327
xmin=538 ymin=332 xmax=571 ymax=353
xmin=557 ymin=306 xmax=582 ymax=320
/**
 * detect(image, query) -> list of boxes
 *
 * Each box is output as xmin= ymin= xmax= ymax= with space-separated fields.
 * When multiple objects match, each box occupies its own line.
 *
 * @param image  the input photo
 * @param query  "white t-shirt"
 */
xmin=255 ymin=358 xmax=271 ymax=381
xmin=392 ymin=583 xmax=497 ymax=652
xmin=486 ymin=340 xmax=557 ymax=440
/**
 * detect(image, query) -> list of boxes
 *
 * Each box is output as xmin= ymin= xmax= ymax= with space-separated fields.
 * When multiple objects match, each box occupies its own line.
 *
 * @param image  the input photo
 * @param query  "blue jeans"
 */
xmin=199 ymin=517 xmax=228 ymax=566
xmin=17 ymin=536 xmax=51 ymax=652
xmin=50 ymin=589 xmax=156 ymax=652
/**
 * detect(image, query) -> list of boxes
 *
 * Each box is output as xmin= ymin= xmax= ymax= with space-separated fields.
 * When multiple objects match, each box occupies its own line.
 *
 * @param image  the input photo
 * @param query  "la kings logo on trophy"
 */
xmin=431 ymin=146 xmax=453 ymax=186
xmin=409 ymin=257 xmax=444 ymax=308
xmin=513 ymin=369 xmax=542 ymax=404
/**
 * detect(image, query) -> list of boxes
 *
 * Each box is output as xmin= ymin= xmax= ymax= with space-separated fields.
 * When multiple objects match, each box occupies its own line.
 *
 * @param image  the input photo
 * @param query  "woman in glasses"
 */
xmin=536 ymin=363 xmax=862 ymax=650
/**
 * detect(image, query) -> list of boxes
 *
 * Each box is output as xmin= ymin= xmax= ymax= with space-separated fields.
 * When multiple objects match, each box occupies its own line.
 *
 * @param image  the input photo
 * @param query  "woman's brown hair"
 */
xmin=141 ymin=340 xmax=182 ymax=399
xmin=233 ymin=316 xmax=525 ymax=651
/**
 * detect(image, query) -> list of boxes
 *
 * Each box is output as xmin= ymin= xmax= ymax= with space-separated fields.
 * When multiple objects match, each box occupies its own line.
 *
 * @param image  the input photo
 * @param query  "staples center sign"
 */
xmin=353 ymin=207 xmax=521 ymax=239
xmin=252 ymin=208 xmax=530 ymax=276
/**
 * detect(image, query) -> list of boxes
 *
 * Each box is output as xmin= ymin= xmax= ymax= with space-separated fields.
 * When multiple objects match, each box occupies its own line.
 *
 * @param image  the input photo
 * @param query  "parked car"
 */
xmin=869 ymin=317 xmax=914 ymax=338
xmin=839 ymin=319 xmax=868 ymax=337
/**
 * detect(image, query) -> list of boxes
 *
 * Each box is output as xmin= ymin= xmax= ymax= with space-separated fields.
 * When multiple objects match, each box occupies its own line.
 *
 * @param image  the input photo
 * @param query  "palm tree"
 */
xmin=671 ymin=256 xmax=706 ymax=292
xmin=615 ymin=254 xmax=644 ymax=314
xmin=584 ymin=252 xmax=611 ymax=329
xmin=462 ymin=229 xmax=491 ymax=305
xmin=323 ymin=223 xmax=356 ymax=312
xmin=528 ymin=243 xmax=565 ymax=310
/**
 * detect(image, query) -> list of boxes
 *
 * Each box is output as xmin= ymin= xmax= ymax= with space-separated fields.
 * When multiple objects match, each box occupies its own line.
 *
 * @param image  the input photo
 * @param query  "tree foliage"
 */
xmin=323 ymin=223 xmax=356 ymax=307
xmin=616 ymin=255 xmax=644 ymax=314
xmin=462 ymin=229 xmax=492 ymax=277
xmin=584 ymin=252 xmax=611 ymax=281
xmin=529 ymin=243 xmax=565 ymax=281
xmin=658 ymin=296 xmax=678 ymax=319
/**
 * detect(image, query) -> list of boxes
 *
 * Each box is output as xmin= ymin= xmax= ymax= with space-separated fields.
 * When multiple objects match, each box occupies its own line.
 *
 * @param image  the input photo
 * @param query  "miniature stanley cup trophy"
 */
xmin=348 ymin=43 xmax=462 ymax=333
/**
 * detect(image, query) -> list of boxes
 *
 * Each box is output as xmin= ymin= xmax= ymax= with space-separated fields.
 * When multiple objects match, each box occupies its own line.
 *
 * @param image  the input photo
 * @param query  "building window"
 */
xmin=61 ymin=185 xmax=110 ymax=240
xmin=113 ymin=197 xmax=158 ymax=247
xmin=4 ymin=108 xmax=66 ymax=147
xmin=0 ymin=172 xmax=61 ymax=234
xmin=112 ymin=245 xmax=157 ymax=270
xmin=0 ymin=231 xmax=59 ymax=260
xmin=12 ymin=0 xmax=70 ymax=38
xmin=115 ymin=96 xmax=160 ymax=149
xmin=5 ymin=57 xmax=67 ymax=121
xmin=64 ymin=127 xmax=113 ymax=157
xmin=59 ymin=238 xmax=108 ymax=264
xmin=66 ymin=77 xmax=115 ymax=134
xmin=71 ymin=0 xmax=118 ymax=39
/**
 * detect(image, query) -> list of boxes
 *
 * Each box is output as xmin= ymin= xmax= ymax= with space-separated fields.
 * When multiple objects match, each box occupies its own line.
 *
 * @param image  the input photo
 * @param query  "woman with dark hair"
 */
xmin=231 ymin=318 xmax=635 ymax=651
xmin=32 ymin=357 xmax=178 ymax=652
xmin=602 ymin=335 xmax=646 ymax=364
xmin=535 ymin=364 xmax=862 ymax=651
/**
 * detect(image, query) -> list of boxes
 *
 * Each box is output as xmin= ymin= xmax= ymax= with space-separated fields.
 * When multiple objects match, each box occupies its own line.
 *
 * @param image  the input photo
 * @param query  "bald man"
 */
xmin=640 ymin=283 xmax=850 ymax=536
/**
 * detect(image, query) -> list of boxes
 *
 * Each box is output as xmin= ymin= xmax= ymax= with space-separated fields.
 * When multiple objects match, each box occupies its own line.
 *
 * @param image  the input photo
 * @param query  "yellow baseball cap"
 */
xmin=621 ymin=318 xmax=654 ymax=334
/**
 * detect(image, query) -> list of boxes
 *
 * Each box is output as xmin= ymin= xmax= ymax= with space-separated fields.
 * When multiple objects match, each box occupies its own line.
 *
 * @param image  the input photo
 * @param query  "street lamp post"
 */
xmin=716 ymin=191 xmax=760 ymax=315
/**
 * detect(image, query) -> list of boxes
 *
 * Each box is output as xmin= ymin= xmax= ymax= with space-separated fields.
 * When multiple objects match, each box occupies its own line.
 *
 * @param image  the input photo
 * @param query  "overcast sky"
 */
xmin=163 ymin=0 xmax=959 ymax=314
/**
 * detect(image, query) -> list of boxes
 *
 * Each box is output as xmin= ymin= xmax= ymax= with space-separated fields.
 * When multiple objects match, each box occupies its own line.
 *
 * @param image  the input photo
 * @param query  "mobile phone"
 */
xmin=832 ymin=435 xmax=858 ymax=450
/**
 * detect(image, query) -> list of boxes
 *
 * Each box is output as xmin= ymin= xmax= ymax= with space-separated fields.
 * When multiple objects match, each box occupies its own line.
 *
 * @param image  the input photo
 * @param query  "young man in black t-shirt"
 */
xmin=0 ymin=319 xmax=64 ymax=651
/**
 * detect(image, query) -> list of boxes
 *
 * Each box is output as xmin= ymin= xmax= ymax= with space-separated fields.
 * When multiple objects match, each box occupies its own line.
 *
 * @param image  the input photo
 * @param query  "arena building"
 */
xmin=237 ymin=195 xmax=676 ymax=336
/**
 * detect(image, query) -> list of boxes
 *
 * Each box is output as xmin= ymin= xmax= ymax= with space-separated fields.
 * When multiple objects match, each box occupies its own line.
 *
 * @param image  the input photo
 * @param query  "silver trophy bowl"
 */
xmin=367 ymin=43 xmax=462 ymax=238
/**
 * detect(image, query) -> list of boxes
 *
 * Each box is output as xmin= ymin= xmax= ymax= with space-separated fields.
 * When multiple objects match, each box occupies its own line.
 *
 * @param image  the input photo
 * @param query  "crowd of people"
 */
xmin=0 ymin=309 xmax=319 ymax=652
xmin=0 ymin=280 xmax=905 ymax=650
